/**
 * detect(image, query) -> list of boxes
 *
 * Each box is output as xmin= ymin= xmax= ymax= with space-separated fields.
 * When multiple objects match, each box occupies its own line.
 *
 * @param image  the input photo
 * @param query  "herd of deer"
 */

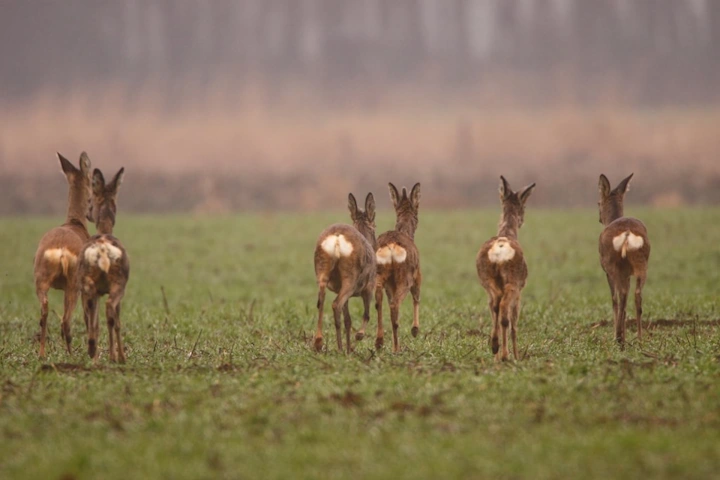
xmin=32 ymin=152 xmax=650 ymax=363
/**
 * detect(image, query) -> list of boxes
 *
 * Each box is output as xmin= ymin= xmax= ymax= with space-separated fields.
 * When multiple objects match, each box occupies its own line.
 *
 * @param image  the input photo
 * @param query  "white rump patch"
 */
xmin=612 ymin=231 xmax=644 ymax=258
xmin=375 ymin=243 xmax=407 ymax=265
xmin=320 ymin=234 xmax=354 ymax=259
xmin=487 ymin=237 xmax=515 ymax=264
xmin=43 ymin=248 xmax=77 ymax=265
xmin=84 ymin=241 xmax=123 ymax=273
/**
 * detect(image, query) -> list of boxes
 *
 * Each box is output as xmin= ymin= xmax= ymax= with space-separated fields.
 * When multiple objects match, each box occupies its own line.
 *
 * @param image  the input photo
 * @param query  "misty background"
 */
xmin=1 ymin=0 xmax=719 ymax=214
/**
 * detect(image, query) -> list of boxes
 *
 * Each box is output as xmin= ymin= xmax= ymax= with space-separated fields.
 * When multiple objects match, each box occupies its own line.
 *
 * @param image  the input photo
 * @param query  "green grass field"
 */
xmin=1 ymin=209 xmax=719 ymax=479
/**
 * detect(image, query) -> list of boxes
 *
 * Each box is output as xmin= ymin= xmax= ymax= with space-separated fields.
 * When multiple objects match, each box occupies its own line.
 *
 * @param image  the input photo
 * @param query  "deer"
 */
xmin=78 ymin=167 xmax=130 ymax=362
xmin=33 ymin=152 xmax=93 ymax=358
xmin=476 ymin=176 xmax=535 ymax=361
xmin=598 ymin=173 xmax=650 ymax=348
xmin=374 ymin=182 xmax=422 ymax=353
xmin=313 ymin=192 xmax=377 ymax=353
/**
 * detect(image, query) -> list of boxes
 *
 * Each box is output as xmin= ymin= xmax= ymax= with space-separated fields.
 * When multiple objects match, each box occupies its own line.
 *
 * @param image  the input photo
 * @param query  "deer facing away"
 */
xmin=313 ymin=193 xmax=377 ymax=353
xmin=33 ymin=152 xmax=93 ymax=357
xmin=78 ymin=167 xmax=130 ymax=362
xmin=374 ymin=182 xmax=422 ymax=353
xmin=598 ymin=173 xmax=650 ymax=347
xmin=477 ymin=176 xmax=535 ymax=361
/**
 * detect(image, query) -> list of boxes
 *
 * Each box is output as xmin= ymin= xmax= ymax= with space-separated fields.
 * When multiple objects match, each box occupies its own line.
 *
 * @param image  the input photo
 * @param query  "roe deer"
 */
xmin=314 ymin=193 xmax=377 ymax=353
xmin=33 ymin=152 xmax=92 ymax=357
xmin=476 ymin=176 xmax=535 ymax=361
xmin=598 ymin=173 xmax=650 ymax=348
xmin=374 ymin=182 xmax=422 ymax=353
xmin=78 ymin=167 xmax=129 ymax=362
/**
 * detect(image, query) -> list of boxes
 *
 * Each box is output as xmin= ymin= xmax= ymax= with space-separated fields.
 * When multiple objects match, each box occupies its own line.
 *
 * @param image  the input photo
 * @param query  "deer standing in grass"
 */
xmin=33 ymin=152 xmax=92 ymax=358
xmin=374 ymin=183 xmax=422 ymax=353
xmin=78 ymin=167 xmax=130 ymax=362
xmin=314 ymin=193 xmax=377 ymax=353
xmin=598 ymin=173 xmax=650 ymax=348
xmin=477 ymin=176 xmax=535 ymax=361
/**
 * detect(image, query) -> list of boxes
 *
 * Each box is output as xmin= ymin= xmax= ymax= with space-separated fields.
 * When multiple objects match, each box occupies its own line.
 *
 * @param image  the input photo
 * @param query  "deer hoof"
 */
xmin=313 ymin=337 xmax=323 ymax=352
xmin=411 ymin=326 xmax=419 ymax=338
xmin=375 ymin=337 xmax=384 ymax=350
xmin=355 ymin=332 xmax=365 ymax=341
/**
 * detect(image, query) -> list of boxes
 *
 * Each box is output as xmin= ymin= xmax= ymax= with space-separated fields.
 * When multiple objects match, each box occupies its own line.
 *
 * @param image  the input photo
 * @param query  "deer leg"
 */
xmin=635 ymin=275 xmax=646 ymax=341
xmin=332 ymin=286 xmax=354 ymax=353
xmin=616 ymin=277 xmax=631 ymax=348
xmin=498 ymin=285 xmax=519 ymax=361
xmin=342 ymin=302 xmax=353 ymax=354
xmin=374 ymin=286 xmax=385 ymax=349
xmin=61 ymin=287 xmax=79 ymax=355
xmin=36 ymin=285 xmax=50 ymax=358
xmin=356 ymin=286 xmax=372 ymax=341
xmin=410 ymin=279 xmax=421 ymax=338
xmin=510 ymin=298 xmax=521 ymax=361
xmin=488 ymin=292 xmax=501 ymax=357
xmin=84 ymin=293 xmax=99 ymax=360
xmin=390 ymin=287 xmax=409 ymax=353
xmin=107 ymin=289 xmax=126 ymax=363
xmin=606 ymin=273 xmax=618 ymax=321
xmin=314 ymin=282 xmax=327 ymax=352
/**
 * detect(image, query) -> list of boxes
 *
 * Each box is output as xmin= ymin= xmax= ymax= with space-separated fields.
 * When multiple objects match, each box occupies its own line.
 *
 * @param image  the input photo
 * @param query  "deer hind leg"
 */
xmin=332 ymin=286 xmax=354 ymax=353
xmin=498 ymin=285 xmax=519 ymax=361
xmin=635 ymin=275 xmax=646 ymax=341
xmin=342 ymin=303 xmax=353 ymax=354
xmin=83 ymin=293 xmax=100 ymax=360
xmin=485 ymin=286 xmax=502 ymax=358
xmin=410 ymin=275 xmax=421 ymax=338
xmin=356 ymin=286 xmax=372 ymax=341
xmin=510 ymin=297 xmax=521 ymax=361
xmin=61 ymin=287 xmax=79 ymax=355
xmin=374 ymin=285 xmax=385 ymax=349
xmin=606 ymin=273 xmax=618 ymax=322
xmin=389 ymin=287 xmax=409 ymax=353
xmin=36 ymin=284 xmax=50 ymax=358
xmin=107 ymin=286 xmax=126 ymax=363
xmin=314 ymin=279 xmax=328 ymax=352
xmin=615 ymin=276 xmax=631 ymax=348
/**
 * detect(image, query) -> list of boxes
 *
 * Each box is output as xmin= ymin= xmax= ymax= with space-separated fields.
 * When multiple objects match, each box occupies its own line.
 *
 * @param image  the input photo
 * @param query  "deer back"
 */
xmin=375 ymin=182 xmax=421 ymax=283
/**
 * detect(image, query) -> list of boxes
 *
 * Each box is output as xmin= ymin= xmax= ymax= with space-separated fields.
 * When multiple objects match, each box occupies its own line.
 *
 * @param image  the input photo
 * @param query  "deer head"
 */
xmin=497 ymin=176 xmax=535 ymax=238
xmin=89 ymin=167 xmax=125 ymax=234
xmin=388 ymin=182 xmax=421 ymax=239
xmin=348 ymin=192 xmax=376 ymax=249
xmin=598 ymin=173 xmax=633 ymax=226
xmin=57 ymin=151 xmax=92 ymax=224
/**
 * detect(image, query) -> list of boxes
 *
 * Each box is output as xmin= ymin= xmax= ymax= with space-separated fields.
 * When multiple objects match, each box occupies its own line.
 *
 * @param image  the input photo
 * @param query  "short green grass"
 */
xmin=1 ymin=209 xmax=719 ymax=479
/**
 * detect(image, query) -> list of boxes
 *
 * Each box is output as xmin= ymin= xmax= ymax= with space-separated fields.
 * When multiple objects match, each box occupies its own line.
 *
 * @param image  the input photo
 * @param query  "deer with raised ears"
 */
xmin=598 ymin=173 xmax=650 ymax=348
xmin=374 ymin=182 xmax=422 ymax=353
xmin=78 ymin=167 xmax=130 ymax=362
xmin=33 ymin=152 xmax=92 ymax=358
xmin=313 ymin=193 xmax=377 ymax=353
xmin=476 ymin=176 xmax=535 ymax=361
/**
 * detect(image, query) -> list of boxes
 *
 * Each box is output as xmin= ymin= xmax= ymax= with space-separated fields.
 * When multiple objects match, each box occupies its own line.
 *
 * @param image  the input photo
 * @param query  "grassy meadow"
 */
xmin=1 ymin=208 xmax=719 ymax=479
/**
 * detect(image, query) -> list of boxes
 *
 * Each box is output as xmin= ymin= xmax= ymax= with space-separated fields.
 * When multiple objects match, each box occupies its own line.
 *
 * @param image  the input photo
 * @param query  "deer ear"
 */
xmin=410 ymin=182 xmax=421 ymax=209
xmin=598 ymin=174 xmax=612 ymax=197
xmin=365 ymin=192 xmax=375 ymax=222
xmin=78 ymin=152 xmax=91 ymax=176
xmin=58 ymin=152 xmax=77 ymax=176
xmin=348 ymin=193 xmax=359 ymax=219
xmin=519 ymin=183 xmax=536 ymax=204
xmin=92 ymin=168 xmax=106 ymax=195
xmin=499 ymin=176 xmax=512 ymax=200
xmin=614 ymin=173 xmax=633 ymax=195
xmin=108 ymin=167 xmax=125 ymax=194
xmin=388 ymin=182 xmax=400 ymax=207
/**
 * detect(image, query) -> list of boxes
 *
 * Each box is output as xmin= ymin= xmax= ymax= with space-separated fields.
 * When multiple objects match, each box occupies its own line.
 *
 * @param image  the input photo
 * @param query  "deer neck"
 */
xmin=497 ymin=210 xmax=521 ymax=239
xmin=395 ymin=214 xmax=417 ymax=240
xmin=66 ymin=185 xmax=88 ymax=228
xmin=96 ymin=205 xmax=115 ymax=235
xmin=601 ymin=201 xmax=624 ymax=226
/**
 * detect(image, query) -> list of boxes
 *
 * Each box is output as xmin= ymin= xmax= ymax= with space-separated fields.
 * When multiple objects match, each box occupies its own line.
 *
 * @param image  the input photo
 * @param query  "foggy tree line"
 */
xmin=2 ymin=0 xmax=719 ymax=105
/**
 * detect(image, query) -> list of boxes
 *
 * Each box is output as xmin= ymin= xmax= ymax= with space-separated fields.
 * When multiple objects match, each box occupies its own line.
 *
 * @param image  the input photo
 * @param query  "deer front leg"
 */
xmin=342 ymin=303 xmax=352 ymax=354
xmin=356 ymin=287 xmax=372 ymax=341
xmin=36 ymin=285 xmax=50 ymax=358
xmin=314 ymin=282 xmax=327 ymax=352
xmin=332 ymin=286 xmax=353 ymax=354
xmin=107 ymin=291 xmax=126 ymax=363
xmin=389 ymin=287 xmax=409 ymax=353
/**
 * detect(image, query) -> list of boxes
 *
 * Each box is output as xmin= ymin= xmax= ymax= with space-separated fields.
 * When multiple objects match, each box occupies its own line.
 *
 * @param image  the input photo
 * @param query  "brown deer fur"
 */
xmin=33 ymin=152 xmax=92 ymax=357
xmin=78 ymin=167 xmax=130 ymax=362
xmin=314 ymin=193 xmax=377 ymax=353
xmin=598 ymin=173 xmax=650 ymax=347
xmin=374 ymin=182 xmax=422 ymax=353
xmin=477 ymin=176 xmax=535 ymax=361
